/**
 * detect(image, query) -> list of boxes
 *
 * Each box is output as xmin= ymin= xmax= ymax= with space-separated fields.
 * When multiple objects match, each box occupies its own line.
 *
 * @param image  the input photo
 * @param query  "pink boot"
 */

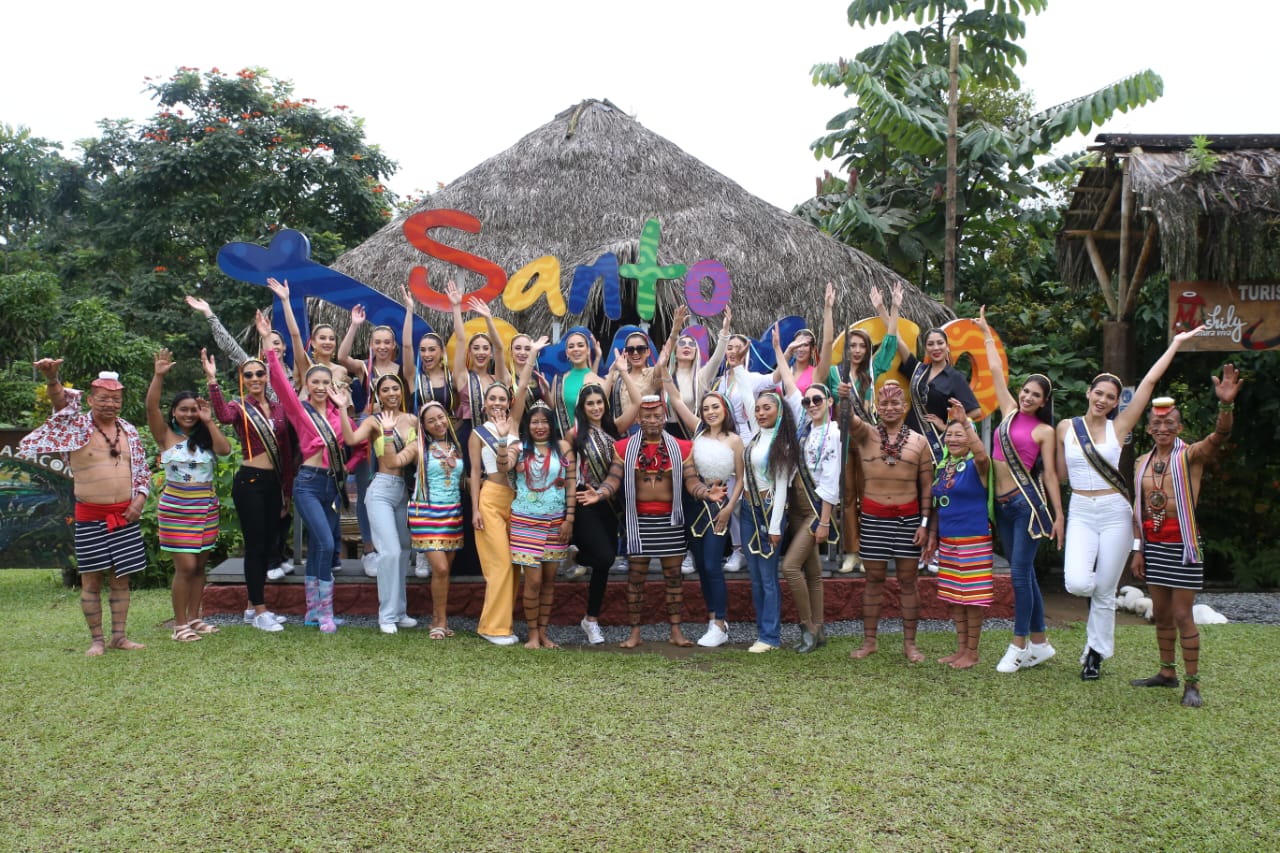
xmin=303 ymin=577 xmax=320 ymax=627
xmin=316 ymin=579 xmax=338 ymax=634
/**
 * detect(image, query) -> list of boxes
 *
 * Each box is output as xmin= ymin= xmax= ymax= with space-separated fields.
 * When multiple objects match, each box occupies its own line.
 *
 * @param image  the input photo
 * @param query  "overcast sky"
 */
xmin=5 ymin=1 xmax=1273 ymax=211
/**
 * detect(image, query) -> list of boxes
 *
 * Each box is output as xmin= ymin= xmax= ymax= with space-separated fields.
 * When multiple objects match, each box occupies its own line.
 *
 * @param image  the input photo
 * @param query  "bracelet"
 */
xmin=919 ymin=516 xmax=930 ymax=528
xmin=817 ymin=521 xmax=829 ymax=528
xmin=46 ymin=376 xmax=61 ymax=386
xmin=1132 ymin=537 xmax=1143 ymax=552
xmin=1219 ymin=403 xmax=1235 ymax=412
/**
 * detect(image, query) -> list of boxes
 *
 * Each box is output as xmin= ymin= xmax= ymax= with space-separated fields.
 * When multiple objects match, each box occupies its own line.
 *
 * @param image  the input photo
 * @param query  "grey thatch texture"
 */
xmin=325 ymin=99 xmax=950 ymax=345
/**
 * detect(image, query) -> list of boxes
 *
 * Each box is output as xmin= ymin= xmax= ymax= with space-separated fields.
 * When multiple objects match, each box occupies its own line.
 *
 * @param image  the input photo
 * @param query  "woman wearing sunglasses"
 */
xmin=206 ymin=348 xmax=295 ymax=633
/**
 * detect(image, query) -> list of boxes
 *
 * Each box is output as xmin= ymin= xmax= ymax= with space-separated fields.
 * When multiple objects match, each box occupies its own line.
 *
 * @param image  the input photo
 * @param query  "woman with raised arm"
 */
xmin=449 ymin=280 xmax=511 ymax=433
xmin=662 ymin=367 xmax=744 ymax=649
xmin=204 ymin=347 xmax=294 ymax=632
xmin=400 ymin=284 xmax=457 ymax=416
xmin=186 ymin=295 xmax=285 ymax=404
xmin=262 ymin=281 xmax=349 ymax=633
xmin=609 ymin=329 xmax=661 ymax=426
xmin=510 ymin=333 xmax=551 ymax=412
xmin=146 ymin=349 xmax=231 ymax=642
xmin=334 ymin=375 xmax=419 ymax=635
xmin=1057 ymin=325 xmax=1204 ymax=681
xmin=268 ymin=277 xmax=350 ymax=392
xmin=391 ymin=401 xmax=463 ymax=638
xmin=924 ymin=399 xmax=994 ymax=669
xmin=973 ymin=307 xmax=1065 ymax=673
xmin=665 ymin=306 xmax=731 ymax=441
xmin=837 ymin=283 xmax=903 ymax=574
xmin=337 ymin=303 xmax=403 ymax=392
xmin=893 ymin=311 xmax=982 ymax=464
xmin=469 ymin=383 xmax=521 ymax=645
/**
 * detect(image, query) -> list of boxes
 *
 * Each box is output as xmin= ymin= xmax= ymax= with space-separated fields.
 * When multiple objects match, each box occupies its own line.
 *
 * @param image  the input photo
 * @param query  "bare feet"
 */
xmin=619 ymin=628 xmax=644 ymax=649
xmin=938 ymin=650 xmax=963 ymax=664
xmin=523 ymin=637 xmax=542 ymax=650
xmin=850 ymin=639 xmax=878 ymax=659
xmin=539 ymin=630 xmax=559 ymax=650
xmin=903 ymin=643 xmax=925 ymax=664
xmin=110 ymin=637 xmax=145 ymax=651
xmin=948 ymin=653 xmax=978 ymax=670
xmin=85 ymin=639 xmax=106 ymax=657
xmin=669 ymin=627 xmax=693 ymax=648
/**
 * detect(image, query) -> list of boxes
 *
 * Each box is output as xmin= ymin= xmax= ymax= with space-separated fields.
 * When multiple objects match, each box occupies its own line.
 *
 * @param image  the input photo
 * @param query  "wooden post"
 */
xmin=944 ymin=32 xmax=959 ymax=309
xmin=1117 ymin=163 xmax=1132 ymax=319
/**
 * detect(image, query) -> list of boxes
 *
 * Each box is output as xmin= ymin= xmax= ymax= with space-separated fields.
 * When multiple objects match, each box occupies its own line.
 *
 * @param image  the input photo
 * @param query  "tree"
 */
xmin=799 ymin=1 xmax=1162 ymax=296
xmin=70 ymin=66 xmax=399 ymax=355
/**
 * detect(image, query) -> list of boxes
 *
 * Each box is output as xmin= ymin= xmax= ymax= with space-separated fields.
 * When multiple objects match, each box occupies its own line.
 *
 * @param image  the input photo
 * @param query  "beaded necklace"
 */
xmin=876 ymin=421 xmax=909 ymax=465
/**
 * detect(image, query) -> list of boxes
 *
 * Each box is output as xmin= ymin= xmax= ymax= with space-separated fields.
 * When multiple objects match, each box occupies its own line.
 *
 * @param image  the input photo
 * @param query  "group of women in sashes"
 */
xmin=166 ymin=275 xmax=1203 ymax=673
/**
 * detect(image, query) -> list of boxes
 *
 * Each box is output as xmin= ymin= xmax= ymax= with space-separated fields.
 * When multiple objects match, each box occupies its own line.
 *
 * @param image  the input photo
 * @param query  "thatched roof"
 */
xmin=1060 ymin=134 xmax=1280 ymax=286
xmin=327 ymin=99 xmax=950 ymax=346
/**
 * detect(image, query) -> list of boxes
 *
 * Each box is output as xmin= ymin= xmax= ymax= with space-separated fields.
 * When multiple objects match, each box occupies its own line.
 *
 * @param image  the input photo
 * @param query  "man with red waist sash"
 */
xmin=19 ymin=359 xmax=151 ymax=656
xmin=1129 ymin=365 xmax=1240 ymax=708
xmin=844 ymin=380 xmax=934 ymax=663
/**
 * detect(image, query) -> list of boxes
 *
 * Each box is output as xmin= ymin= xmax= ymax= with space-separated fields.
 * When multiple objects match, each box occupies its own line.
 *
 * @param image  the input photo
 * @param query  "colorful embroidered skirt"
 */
xmin=408 ymin=499 xmax=463 ymax=552
xmin=936 ymin=534 xmax=993 ymax=606
xmin=509 ymin=509 xmax=568 ymax=567
xmin=157 ymin=481 xmax=219 ymax=553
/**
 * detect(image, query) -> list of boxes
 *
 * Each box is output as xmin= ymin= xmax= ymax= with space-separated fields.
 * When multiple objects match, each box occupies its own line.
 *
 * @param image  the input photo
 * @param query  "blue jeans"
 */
xmin=995 ymin=489 xmax=1045 ymax=637
xmin=294 ymin=466 xmax=340 ymax=582
xmin=690 ymin=525 xmax=729 ymax=621
xmin=739 ymin=505 xmax=781 ymax=647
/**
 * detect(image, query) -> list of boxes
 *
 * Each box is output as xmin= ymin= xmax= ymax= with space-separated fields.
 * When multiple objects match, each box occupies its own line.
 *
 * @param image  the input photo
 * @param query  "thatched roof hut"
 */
xmin=327 ymin=99 xmax=949 ymax=345
xmin=1059 ymin=134 xmax=1280 ymax=290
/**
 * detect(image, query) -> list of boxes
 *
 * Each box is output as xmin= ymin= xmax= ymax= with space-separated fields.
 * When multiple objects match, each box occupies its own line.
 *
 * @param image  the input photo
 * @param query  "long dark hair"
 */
xmin=846 ymin=328 xmax=874 ymax=392
xmin=698 ymin=391 xmax=738 ymax=437
xmin=519 ymin=403 xmax=565 ymax=468
xmin=1023 ymin=374 xmax=1054 ymax=425
xmin=573 ymin=384 xmax=617 ymax=458
xmin=169 ymin=391 xmax=214 ymax=452
xmin=757 ymin=392 xmax=801 ymax=481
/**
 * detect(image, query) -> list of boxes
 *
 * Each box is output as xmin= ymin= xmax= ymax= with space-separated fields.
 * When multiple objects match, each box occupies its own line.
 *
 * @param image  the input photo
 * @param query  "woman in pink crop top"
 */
xmin=978 ymin=309 xmax=1064 ymax=674
xmin=1055 ymin=325 xmax=1203 ymax=681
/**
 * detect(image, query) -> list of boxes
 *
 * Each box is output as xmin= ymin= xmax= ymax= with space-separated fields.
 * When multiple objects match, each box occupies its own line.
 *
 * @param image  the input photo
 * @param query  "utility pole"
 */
xmin=944 ymin=32 xmax=960 ymax=309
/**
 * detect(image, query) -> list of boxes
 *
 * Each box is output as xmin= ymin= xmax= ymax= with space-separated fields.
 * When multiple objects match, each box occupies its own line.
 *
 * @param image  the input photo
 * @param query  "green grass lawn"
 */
xmin=2 ymin=570 xmax=1277 ymax=852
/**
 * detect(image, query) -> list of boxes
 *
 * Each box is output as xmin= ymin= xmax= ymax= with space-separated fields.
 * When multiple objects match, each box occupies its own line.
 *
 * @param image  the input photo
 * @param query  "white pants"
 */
xmin=366 ymin=473 xmax=410 ymax=626
xmin=1063 ymin=492 xmax=1133 ymax=661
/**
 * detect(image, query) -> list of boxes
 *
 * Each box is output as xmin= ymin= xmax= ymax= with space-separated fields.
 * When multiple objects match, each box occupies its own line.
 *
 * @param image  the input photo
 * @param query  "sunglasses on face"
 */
xmin=803 ymin=395 xmax=828 ymax=407
xmin=624 ymin=345 xmax=649 ymax=355
xmin=242 ymin=370 xmax=267 ymax=379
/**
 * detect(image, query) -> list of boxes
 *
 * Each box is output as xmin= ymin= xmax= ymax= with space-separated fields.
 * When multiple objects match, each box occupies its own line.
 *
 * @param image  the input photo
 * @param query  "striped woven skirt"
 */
xmin=408 ymin=499 xmax=463 ymax=552
xmin=1143 ymin=539 xmax=1203 ymax=590
xmin=509 ymin=508 xmax=568 ymax=567
xmin=157 ymin=481 xmax=219 ymax=554
xmin=936 ymin=534 xmax=993 ymax=606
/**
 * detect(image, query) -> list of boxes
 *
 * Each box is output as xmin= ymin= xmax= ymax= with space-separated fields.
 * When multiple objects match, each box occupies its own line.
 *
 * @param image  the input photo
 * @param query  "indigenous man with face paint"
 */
xmin=579 ymin=395 xmax=725 ymax=648
xmin=1129 ymin=365 xmax=1240 ymax=708
xmin=20 ymin=360 xmax=150 ymax=655
xmin=845 ymin=379 xmax=934 ymax=663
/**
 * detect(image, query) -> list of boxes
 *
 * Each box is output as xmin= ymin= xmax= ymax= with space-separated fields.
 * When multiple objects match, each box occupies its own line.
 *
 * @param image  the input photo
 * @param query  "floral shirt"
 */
xmin=17 ymin=388 xmax=151 ymax=497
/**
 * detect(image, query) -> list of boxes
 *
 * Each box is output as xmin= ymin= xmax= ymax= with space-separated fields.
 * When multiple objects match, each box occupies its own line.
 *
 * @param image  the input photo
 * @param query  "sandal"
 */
xmin=429 ymin=626 xmax=452 ymax=640
xmin=172 ymin=623 xmax=201 ymax=642
xmin=188 ymin=619 xmax=220 ymax=635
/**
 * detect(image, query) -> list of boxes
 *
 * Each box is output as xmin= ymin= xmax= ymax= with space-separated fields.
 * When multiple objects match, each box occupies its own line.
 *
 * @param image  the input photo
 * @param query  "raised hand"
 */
xmin=445 ymin=280 xmax=463 ymax=307
xmin=153 ymin=348 xmax=175 ymax=377
xmin=33 ymin=358 xmax=63 ymax=381
xmin=185 ymin=295 xmax=212 ymax=317
xmin=824 ymin=281 xmax=836 ymax=308
xmin=400 ymin=283 xmax=415 ymax=308
xmin=491 ymin=410 xmax=511 ymax=436
xmin=869 ymin=285 xmax=884 ymax=312
xmin=327 ymin=385 xmax=351 ymax=409
xmin=351 ymin=304 xmax=367 ymax=326
xmin=1212 ymin=363 xmax=1243 ymax=403
xmin=673 ymin=304 xmax=690 ymax=329
xmin=531 ymin=335 xmax=550 ymax=353
xmin=975 ymin=305 xmax=990 ymax=335
xmin=1172 ymin=324 xmax=1206 ymax=345
xmin=946 ymin=397 xmax=969 ymax=425
xmin=254 ymin=309 xmax=273 ymax=340
xmin=196 ymin=398 xmax=214 ymax=423
xmin=377 ymin=411 xmax=399 ymax=432
xmin=265 ymin=277 xmax=289 ymax=300
xmin=891 ymin=281 xmax=905 ymax=307
xmin=467 ymin=296 xmax=492 ymax=318
xmin=721 ymin=304 xmax=733 ymax=334
xmin=201 ymin=348 xmax=217 ymax=382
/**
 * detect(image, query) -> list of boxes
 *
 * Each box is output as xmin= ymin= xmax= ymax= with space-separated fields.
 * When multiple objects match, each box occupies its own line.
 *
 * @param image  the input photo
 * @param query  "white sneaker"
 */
xmin=996 ymin=643 xmax=1029 ymax=673
xmin=266 ymin=560 xmax=295 ymax=581
xmin=480 ymin=633 xmax=519 ymax=646
xmin=414 ymin=552 xmax=431 ymax=578
xmin=697 ymin=620 xmax=729 ymax=648
xmin=580 ymin=617 xmax=605 ymax=645
xmin=747 ymin=640 xmax=777 ymax=653
xmin=840 ymin=554 xmax=862 ymax=574
xmin=567 ymin=563 xmax=589 ymax=579
xmin=379 ymin=623 xmax=398 ymax=635
xmin=724 ymin=550 xmax=746 ymax=573
xmin=1022 ymin=642 xmax=1056 ymax=669
xmin=681 ymin=551 xmax=696 ymax=575
xmin=243 ymin=608 xmax=286 ymax=624
xmin=252 ymin=611 xmax=285 ymax=632
xmin=926 ymin=555 xmax=940 ymax=575
xmin=362 ymin=552 xmax=379 ymax=578
xmin=396 ymin=616 xmax=419 ymax=629
xmin=610 ymin=560 xmax=627 ymax=574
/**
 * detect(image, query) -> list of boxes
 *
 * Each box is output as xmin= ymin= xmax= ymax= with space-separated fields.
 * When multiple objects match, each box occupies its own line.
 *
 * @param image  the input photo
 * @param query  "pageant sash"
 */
xmin=1070 ymin=417 xmax=1130 ymax=501
xmin=240 ymin=397 xmax=282 ymax=479
xmin=997 ymin=415 xmax=1054 ymax=539
xmin=910 ymin=361 xmax=943 ymax=463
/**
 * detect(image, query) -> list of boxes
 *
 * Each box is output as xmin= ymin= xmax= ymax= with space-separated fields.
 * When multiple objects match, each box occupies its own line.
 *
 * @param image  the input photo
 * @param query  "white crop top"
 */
xmin=693 ymin=435 xmax=736 ymax=483
xmin=1063 ymin=419 xmax=1121 ymax=490
xmin=478 ymin=421 xmax=518 ymax=474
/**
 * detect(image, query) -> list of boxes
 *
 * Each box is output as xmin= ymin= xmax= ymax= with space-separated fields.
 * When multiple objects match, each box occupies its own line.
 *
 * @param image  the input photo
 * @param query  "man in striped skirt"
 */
xmin=19 ymin=359 xmax=151 ymax=656
xmin=1129 ymin=365 xmax=1240 ymax=708
xmin=845 ymin=380 xmax=933 ymax=663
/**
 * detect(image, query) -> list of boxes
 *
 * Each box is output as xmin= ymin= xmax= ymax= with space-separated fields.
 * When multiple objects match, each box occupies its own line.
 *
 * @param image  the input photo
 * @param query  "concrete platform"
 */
xmin=204 ymin=556 xmax=1015 ymax=624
